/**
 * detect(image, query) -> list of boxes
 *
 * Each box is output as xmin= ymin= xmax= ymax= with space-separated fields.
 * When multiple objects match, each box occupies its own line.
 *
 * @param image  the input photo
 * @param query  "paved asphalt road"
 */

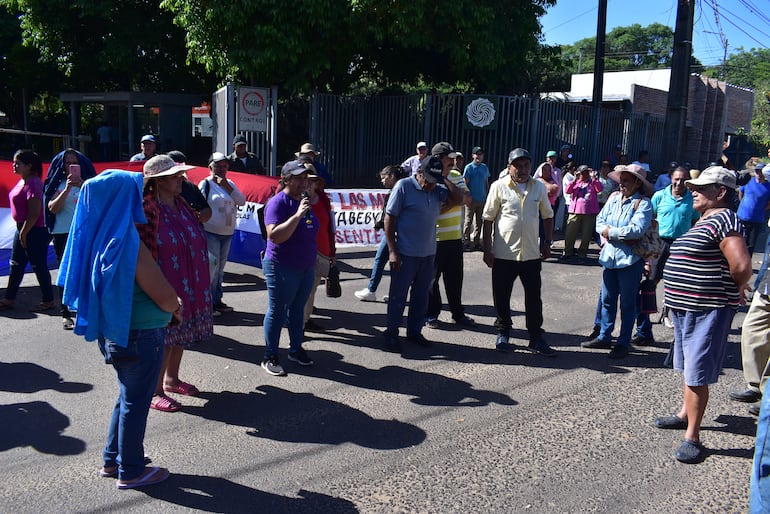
xmin=0 ymin=243 xmax=763 ymax=513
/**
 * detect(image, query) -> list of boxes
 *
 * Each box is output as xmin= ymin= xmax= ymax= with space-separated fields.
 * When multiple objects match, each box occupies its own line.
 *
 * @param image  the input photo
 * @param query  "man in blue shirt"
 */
xmin=633 ymin=167 xmax=698 ymax=345
xmin=383 ymin=148 xmax=464 ymax=352
xmin=462 ymin=146 xmax=490 ymax=251
xmin=737 ymin=163 xmax=770 ymax=254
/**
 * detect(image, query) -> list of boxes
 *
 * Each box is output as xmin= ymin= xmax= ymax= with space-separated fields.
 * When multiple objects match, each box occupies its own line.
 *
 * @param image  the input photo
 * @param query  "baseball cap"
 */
xmin=686 ymin=165 xmax=738 ymax=190
xmin=416 ymin=141 xmax=428 ymax=150
xmin=209 ymin=152 xmax=228 ymax=164
xmin=431 ymin=142 xmax=458 ymax=158
xmin=281 ymin=159 xmax=309 ymax=178
xmin=140 ymin=134 xmax=156 ymax=143
xmin=507 ymin=148 xmax=531 ymax=164
xmin=233 ymin=134 xmax=247 ymax=146
xmin=472 ymin=146 xmax=483 ymax=155
xmin=420 ymin=156 xmax=444 ymax=183
xmin=546 ymin=150 xmax=557 ymax=158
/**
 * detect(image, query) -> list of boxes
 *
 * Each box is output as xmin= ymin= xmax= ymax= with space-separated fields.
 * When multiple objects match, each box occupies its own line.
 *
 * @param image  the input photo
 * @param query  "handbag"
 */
xmin=638 ymin=278 xmax=658 ymax=314
xmin=628 ymin=199 xmax=664 ymax=259
xmin=326 ymin=264 xmax=342 ymax=298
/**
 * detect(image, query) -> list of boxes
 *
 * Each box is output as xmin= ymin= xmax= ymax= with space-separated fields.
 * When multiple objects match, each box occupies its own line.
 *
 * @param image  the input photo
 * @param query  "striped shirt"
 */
xmin=663 ymin=209 xmax=743 ymax=311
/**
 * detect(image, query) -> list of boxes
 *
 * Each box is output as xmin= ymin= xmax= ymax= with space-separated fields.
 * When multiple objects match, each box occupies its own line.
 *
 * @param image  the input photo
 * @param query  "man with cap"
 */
xmin=482 ymin=148 xmax=557 ymax=357
xmin=401 ymin=142 xmax=429 ymax=176
xmin=383 ymin=145 xmax=464 ymax=352
xmin=555 ymin=144 xmax=572 ymax=170
xmin=228 ymin=134 xmax=265 ymax=175
xmin=296 ymin=143 xmax=333 ymax=186
xmin=654 ymin=161 xmax=679 ymax=191
xmin=462 ymin=146 xmax=490 ymax=251
xmin=426 ymin=142 xmax=474 ymax=329
xmin=130 ymin=135 xmax=158 ymax=162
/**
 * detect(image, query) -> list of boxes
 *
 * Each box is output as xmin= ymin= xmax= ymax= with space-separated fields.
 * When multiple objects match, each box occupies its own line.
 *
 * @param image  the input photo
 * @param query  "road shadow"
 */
xmin=143 ymin=474 xmax=358 ymax=513
xmin=186 ymin=386 xmax=426 ymax=450
xmin=193 ymin=334 xmax=261 ymax=365
xmin=291 ymin=350 xmax=516 ymax=407
xmin=0 ymin=401 xmax=85 ymax=454
xmin=0 ymin=361 xmax=92 ymax=393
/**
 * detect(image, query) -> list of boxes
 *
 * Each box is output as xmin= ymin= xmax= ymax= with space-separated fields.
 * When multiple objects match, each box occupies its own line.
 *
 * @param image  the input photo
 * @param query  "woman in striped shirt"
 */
xmin=655 ymin=166 xmax=752 ymax=464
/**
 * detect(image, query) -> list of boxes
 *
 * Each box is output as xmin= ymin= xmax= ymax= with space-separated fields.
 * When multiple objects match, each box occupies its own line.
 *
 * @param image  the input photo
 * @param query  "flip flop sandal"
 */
xmin=62 ymin=317 xmax=75 ymax=330
xmin=164 ymin=382 xmax=200 ymax=396
xmin=116 ymin=466 xmax=170 ymax=489
xmin=150 ymin=395 xmax=181 ymax=412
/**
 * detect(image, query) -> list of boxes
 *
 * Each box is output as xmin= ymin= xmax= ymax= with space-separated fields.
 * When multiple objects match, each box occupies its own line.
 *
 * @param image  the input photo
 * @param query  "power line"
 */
xmin=700 ymin=0 xmax=769 ymax=49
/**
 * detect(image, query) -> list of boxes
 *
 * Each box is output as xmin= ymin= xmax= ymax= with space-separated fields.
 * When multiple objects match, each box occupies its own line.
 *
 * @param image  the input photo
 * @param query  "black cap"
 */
xmin=431 ymin=142 xmax=458 ymax=158
xmin=420 ymin=156 xmax=444 ymax=183
xmin=472 ymin=146 xmax=483 ymax=155
xmin=233 ymin=134 xmax=247 ymax=146
xmin=507 ymin=148 xmax=531 ymax=164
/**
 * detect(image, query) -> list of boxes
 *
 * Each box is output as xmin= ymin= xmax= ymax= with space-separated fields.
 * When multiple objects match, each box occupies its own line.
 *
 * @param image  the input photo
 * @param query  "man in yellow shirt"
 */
xmin=482 ymin=148 xmax=556 ymax=356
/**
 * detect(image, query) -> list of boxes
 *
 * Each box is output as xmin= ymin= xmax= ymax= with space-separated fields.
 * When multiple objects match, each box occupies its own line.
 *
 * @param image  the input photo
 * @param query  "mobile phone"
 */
xmin=69 ymin=164 xmax=81 ymax=181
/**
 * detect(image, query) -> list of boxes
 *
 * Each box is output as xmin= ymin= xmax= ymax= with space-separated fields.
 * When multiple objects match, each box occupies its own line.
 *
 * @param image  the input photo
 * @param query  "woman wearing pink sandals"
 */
xmin=139 ymin=155 xmax=213 ymax=412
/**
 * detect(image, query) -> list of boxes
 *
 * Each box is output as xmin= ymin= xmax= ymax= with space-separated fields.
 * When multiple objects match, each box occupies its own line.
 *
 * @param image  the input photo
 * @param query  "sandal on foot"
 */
xmin=116 ymin=466 xmax=170 ymax=489
xmin=30 ymin=301 xmax=55 ymax=312
xmin=62 ymin=317 xmax=75 ymax=330
xmin=150 ymin=394 xmax=181 ymax=412
xmin=164 ymin=382 xmax=199 ymax=396
xmin=654 ymin=414 xmax=687 ymax=429
xmin=675 ymin=439 xmax=706 ymax=464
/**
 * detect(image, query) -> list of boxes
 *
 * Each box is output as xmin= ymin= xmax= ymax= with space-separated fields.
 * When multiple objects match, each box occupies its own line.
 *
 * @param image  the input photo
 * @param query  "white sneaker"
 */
xmin=354 ymin=288 xmax=377 ymax=302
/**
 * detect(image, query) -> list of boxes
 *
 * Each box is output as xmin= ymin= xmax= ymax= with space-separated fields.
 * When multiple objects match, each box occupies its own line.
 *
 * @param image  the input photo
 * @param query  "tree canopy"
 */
xmin=560 ymin=23 xmax=683 ymax=74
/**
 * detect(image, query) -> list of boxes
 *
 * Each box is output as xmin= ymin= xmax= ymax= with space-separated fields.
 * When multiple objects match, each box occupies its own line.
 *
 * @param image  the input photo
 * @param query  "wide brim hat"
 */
xmin=608 ymin=164 xmax=653 ymax=195
xmin=143 ymin=155 xmax=193 ymax=179
xmin=294 ymin=142 xmax=320 ymax=157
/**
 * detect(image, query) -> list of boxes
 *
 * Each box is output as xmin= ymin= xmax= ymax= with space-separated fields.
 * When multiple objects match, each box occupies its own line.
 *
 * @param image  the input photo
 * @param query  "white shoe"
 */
xmin=354 ymin=288 xmax=377 ymax=302
xmin=382 ymin=295 xmax=389 ymax=302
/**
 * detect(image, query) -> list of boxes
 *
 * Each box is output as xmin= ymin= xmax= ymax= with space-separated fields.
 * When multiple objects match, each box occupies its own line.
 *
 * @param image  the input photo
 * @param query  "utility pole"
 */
xmin=662 ymin=0 xmax=694 ymax=164
xmin=591 ymin=0 xmax=608 ymax=166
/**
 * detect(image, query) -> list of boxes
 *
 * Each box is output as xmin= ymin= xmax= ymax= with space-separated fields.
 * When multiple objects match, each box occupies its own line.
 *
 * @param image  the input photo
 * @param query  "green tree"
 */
xmin=1 ymin=0 xmax=216 ymax=92
xmin=161 ymin=0 xmax=560 ymax=95
xmin=561 ymin=23 xmax=687 ymax=74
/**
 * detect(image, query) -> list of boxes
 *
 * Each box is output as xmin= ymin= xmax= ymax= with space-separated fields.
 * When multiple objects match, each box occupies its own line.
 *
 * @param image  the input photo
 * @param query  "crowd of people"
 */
xmin=2 ymin=138 xmax=770 ymax=500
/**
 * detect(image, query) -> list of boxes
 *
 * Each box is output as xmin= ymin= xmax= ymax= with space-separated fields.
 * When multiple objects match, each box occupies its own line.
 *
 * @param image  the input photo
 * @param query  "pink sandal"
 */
xmin=164 ymin=382 xmax=199 ymax=396
xmin=150 ymin=394 xmax=181 ymax=412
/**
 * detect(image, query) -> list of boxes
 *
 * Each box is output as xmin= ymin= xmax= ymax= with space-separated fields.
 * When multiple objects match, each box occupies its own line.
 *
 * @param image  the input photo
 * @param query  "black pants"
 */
xmin=427 ymin=239 xmax=465 ymax=320
xmin=492 ymin=258 xmax=543 ymax=340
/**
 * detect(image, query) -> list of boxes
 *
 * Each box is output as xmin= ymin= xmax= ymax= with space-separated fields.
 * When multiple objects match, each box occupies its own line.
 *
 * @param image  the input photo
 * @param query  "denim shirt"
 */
xmin=595 ymin=191 xmax=652 ymax=269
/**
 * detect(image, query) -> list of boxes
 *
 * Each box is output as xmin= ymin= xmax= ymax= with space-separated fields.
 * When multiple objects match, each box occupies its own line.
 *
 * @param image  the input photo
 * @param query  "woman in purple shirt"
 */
xmin=562 ymin=165 xmax=603 ymax=260
xmin=0 ymin=150 xmax=54 ymax=312
xmin=260 ymin=160 xmax=318 ymax=376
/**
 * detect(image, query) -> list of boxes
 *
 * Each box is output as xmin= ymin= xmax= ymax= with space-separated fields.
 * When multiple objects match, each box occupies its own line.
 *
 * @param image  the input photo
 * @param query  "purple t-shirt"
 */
xmin=264 ymin=190 xmax=318 ymax=270
xmin=9 ymin=176 xmax=45 ymax=226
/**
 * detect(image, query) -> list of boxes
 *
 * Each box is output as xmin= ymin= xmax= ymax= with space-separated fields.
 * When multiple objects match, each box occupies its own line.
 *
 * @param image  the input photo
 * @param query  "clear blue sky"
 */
xmin=540 ymin=0 xmax=769 ymax=67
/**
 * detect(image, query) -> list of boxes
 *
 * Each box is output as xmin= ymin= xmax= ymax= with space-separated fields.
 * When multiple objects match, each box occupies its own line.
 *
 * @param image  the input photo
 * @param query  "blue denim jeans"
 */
xmin=751 ymin=390 xmax=770 ymax=513
xmin=206 ymin=232 xmax=233 ymax=305
xmin=4 ymin=225 xmax=53 ymax=302
xmin=368 ymin=238 xmax=389 ymax=293
xmin=599 ymin=259 xmax=644 ymax=346
xmin=262 ymin=258 xmax=314 ymax=357
xmin=99 ymin=328 xmax=165 ymax=481
xmin=386 ymin=254 xmax=434 ymax=337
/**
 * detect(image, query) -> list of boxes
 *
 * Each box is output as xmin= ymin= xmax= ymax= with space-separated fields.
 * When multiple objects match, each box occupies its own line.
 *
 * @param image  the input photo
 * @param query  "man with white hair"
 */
xmin=401 ymin=141 xmax=429 ymax=176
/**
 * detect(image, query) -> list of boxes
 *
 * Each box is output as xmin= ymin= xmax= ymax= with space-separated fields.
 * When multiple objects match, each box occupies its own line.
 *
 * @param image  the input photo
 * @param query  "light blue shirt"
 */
xmin=463 ymin=161 xmax=490 ymax=202
xmin=386 ymin=176 xmax=448 ymax=257
xmin=651 ymin=187 xmax=699 ymax=239
xmin=596 ymin=192 xmax=652 ymax=269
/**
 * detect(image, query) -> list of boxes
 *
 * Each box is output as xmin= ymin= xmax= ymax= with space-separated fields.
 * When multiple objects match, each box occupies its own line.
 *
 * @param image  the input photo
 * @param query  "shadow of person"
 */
xmin=0 ymin=362 xmax=92 ymax=394
xmin=143 ymin=474 xmax=358 ymax=513
xmin=0 ymin=401 xmax=86 ymax=454
xmin=294 ymin=350 xmax=517 ymax=407
xmin=187 ymin=386 xmax=426 ymax=450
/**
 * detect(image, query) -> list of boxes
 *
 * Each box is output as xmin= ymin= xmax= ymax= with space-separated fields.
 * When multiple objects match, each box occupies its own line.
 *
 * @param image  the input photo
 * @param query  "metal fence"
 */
xmin=311 ymin=93 xmax=667 ymax=188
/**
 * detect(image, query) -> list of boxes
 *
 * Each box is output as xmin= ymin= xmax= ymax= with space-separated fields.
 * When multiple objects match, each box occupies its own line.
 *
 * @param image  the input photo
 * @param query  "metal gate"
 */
xmin=311 ymin=92 xmax=666 ymax=188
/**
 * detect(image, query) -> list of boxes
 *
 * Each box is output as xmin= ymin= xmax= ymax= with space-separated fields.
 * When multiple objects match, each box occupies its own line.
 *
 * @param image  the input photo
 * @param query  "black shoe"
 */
xmin=495 ymin=335 xmax=515 ymax=353
xmin=527 ymin=337 xmax=557 ymax=357
xmin=749 ymin=403 xmax=761 ymax=416
xmin=608 ymin=344 xmax=629 ymax=359
xmin=675 ymin=439 xmax=706 ymax=464
xmin=214 ymin=301 xmax=234 ymax=313
xmin=288 ymin=348 xmax=313 ymax=366
xmin=453 ymin=315 xmax=476 ymax=327
xmin=406 ymin=333 xmax=432 ymax=347
xmin=587 ymin=325 xmax=601 ymax=339
xmin=631 ymin=335 xmax=655 ymax=346
xmin=581 ymin=337 xmax=612 ymax=349
xmin=261 ymin=355 xmax=285 ymax=376
xmin=728 ymin=389 xmax=762 ymax=403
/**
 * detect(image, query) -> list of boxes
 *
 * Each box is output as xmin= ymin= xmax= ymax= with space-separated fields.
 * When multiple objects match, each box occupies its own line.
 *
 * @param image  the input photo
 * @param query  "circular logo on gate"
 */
xmin=241 ymin=91 xmax=266 ymax=116
xmin=466 ymin=98 xmax=496 ymax=128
